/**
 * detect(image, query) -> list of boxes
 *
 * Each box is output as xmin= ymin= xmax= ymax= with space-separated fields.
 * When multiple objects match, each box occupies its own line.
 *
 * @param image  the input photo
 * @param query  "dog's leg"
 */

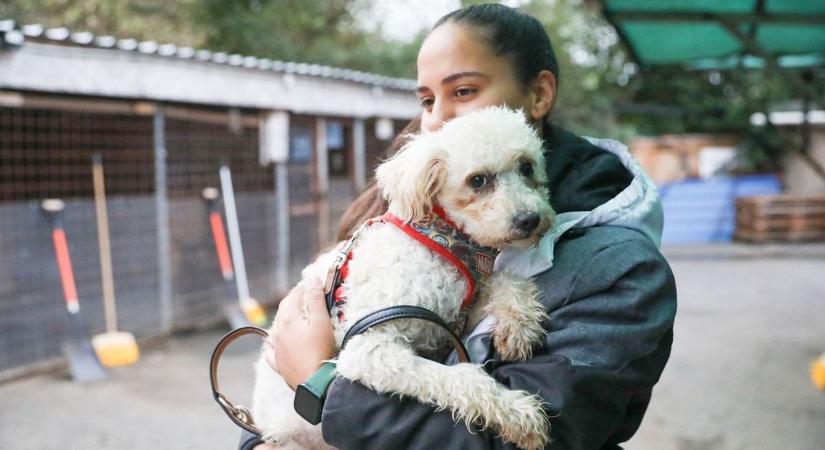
xmin=252 ymin=341 xmax=332 ymax=449
xmin=336 ymin=332 xmax=550 ymax=450
xmin=482 ymin=271 xmax=547 ymax=362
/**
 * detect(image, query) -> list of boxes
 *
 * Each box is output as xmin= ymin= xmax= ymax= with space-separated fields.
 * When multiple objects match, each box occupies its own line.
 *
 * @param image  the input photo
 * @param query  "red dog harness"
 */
xmin=324 ymin=207 xmax=499 ymax=326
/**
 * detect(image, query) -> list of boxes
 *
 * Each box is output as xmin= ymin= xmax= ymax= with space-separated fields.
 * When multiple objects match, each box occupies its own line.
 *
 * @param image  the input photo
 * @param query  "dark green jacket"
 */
xmin=241 ymin=128 xmax=677 ymax=450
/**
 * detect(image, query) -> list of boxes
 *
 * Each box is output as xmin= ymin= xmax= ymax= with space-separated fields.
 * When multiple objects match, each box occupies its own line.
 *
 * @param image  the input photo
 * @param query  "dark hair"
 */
xmin=433 ymin=3 xmax=559 ymax=88
xmin=337 ymin=5 xmax=560 ymax=241
xmin=335 ymin=117 xmax=420 ymax=241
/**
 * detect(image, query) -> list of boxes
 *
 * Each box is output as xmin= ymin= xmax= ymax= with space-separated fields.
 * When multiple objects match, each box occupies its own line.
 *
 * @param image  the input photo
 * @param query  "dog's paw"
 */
xmin=495 ymin=390 xmax=551 ymax=450
xmin=483 ymin=274 xmax=546 ymax=361
xmin=492 ymin=309 xmax=545 ymax=361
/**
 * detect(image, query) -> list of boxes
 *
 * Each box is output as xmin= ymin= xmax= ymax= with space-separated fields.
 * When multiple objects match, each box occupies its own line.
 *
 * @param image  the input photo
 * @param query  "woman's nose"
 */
xmin=423 ymin=101 xmax=455 ymax=133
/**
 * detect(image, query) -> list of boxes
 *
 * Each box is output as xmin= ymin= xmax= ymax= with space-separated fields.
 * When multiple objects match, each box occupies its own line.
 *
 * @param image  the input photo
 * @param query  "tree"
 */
xmin=0 ymin=0 xmax=204 ymax=46
xmin=190 ymin=0 xmax=421 ymax=78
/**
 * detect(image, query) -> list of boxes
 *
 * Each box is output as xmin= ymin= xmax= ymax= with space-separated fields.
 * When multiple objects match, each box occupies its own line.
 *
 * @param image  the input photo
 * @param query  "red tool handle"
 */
xmin=52 ymin=228 xmax=79 ymax=312
xmin=209 ymin=211 xmax=234 ymax=280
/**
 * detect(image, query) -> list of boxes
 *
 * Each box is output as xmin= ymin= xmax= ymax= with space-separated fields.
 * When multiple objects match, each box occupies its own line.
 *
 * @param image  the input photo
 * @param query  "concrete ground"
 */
xmin=2 ymin=244 xmax=824 ymax=450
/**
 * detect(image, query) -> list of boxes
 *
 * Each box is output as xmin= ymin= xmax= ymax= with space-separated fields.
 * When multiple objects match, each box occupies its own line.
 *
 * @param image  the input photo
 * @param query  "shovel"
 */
xmin=218 ymin=165 xmax=268 ymax=328
xmin=41 ymin=199 xmax=107 ymax=383
xmin=202 ymin=187 xmax=253 ymax=329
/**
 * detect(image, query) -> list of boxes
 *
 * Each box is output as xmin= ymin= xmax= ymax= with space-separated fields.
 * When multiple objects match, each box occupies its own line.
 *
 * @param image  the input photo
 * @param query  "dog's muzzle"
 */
xmin=513 ymin=211 xmax=541 ymax=234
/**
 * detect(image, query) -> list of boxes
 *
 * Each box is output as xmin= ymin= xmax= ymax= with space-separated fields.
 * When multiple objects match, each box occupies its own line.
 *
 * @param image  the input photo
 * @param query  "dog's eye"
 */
xmin=469 ymin=174 xmax=488 ymax=190
xmin=519 ymin=162 xmax=534 ymax=178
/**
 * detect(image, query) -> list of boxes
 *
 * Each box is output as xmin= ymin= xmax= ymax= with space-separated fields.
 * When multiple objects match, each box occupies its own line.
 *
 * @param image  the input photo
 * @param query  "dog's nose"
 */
xmin=513 ymin=211 xmax=540 ymax=233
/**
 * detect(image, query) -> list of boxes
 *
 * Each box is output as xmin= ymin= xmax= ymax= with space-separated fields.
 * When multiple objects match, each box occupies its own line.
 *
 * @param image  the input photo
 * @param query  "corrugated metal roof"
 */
xmin=0 ymin=19 xmax=417 ymax=91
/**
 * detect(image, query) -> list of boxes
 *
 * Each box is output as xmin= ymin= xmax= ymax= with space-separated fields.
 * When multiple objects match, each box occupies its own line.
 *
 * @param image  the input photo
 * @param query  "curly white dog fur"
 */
xmin=252 ymin=107 xmax=556 ymax=450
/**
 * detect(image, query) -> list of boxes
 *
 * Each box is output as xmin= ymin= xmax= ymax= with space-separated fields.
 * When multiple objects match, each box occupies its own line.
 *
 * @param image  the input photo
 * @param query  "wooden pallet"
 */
xmin=735 ymin=194 xmax=825 ymax=242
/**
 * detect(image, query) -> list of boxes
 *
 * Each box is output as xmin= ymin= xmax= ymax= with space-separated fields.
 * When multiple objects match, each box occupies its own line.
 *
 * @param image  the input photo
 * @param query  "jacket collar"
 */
xmin=495 ymin=127 xmax=664 ymax=278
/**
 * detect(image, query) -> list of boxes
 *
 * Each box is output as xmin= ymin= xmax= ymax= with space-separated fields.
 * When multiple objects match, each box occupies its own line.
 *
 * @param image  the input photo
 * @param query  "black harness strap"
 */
xmin=342 ymin=305 xmax=470 ymax=363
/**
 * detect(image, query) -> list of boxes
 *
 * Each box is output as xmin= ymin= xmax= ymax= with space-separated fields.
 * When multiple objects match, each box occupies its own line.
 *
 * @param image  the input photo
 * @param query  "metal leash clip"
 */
xmin=209 ymin=326 xmax=268 ymax=436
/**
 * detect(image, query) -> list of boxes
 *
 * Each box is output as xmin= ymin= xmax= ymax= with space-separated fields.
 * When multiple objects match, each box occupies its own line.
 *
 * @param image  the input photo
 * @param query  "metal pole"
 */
xmin=153 ymin=106 xmax=173 ymax=333
xmin=219 ymin=165 xmax=251 ymax=303
xmin=275 ymin=162 xmax=290 ymax=294
xmin=353 ymin=118 xmax=366 ymax=191
xmin=315 ymin=118 xmax=330 ymax=246
xmin=315 ymin=118 xmax=329 ymax=194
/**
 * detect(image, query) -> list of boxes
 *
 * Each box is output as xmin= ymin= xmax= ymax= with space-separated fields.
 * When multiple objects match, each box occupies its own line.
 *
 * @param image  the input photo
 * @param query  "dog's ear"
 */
xmin=375 ymin=135 xmax=446 ymax=223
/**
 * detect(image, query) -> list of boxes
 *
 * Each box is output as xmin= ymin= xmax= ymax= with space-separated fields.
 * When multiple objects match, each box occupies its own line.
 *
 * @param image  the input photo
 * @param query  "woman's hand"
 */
xmin=266 ymin=277 xmax=335 ymax=390
xmin=252 ymin=444 xmax=284 ymax=450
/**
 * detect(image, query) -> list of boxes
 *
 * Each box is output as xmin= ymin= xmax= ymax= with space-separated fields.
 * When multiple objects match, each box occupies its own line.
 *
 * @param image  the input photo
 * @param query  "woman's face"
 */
xmin=416 ymin=23 xmax=535 ymax=133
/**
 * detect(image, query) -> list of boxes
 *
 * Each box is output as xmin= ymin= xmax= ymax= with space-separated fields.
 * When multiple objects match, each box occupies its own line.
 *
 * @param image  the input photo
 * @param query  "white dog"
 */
xmin=252 ymin=107 xmax=556 ymax=450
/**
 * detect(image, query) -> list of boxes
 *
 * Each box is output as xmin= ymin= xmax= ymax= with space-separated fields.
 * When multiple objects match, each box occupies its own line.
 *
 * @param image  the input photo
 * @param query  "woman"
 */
xmin=242 ymin=4 xmax=676 ymax=449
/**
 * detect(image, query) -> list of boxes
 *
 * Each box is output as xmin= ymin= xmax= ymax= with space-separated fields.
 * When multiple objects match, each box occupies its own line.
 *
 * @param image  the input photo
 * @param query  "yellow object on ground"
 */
xmin=242 ymin=297 xmax=268 ymax=327
xmin=812 ymin=353 xmax=825 ymax=391
xmin=92 ymin=331 xmax=140 ymax=368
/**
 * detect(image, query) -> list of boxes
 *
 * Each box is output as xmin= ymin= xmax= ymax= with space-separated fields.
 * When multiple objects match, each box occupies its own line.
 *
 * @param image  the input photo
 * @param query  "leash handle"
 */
xmin=209 ymin=326 xmax=268 ymax=436
xmin=210 ymin=308 xmax=469 ymax=435
xmin=342 ymin=305 xmax=470 ymax=363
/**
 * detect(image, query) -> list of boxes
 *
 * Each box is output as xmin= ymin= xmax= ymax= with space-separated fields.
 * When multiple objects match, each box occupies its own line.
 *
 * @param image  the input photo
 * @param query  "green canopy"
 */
xmin=600 ymin=0 xmax=825 ymax=70
xmin=599 ymin=0 xmax=825 ymax=181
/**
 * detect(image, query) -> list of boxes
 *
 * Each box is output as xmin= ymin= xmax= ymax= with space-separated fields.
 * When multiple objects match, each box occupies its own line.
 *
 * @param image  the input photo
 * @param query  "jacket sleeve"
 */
xmin=238 ymin=430 xmax=263 ymax=450
xmin=321 ymin=238 xmax=677 ymax=450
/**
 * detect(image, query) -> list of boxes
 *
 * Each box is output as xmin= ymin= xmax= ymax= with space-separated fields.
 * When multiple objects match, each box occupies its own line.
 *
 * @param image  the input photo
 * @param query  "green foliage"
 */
xmin=0 ymin=0 xmax=204 ymax=46
xmin=190 ymin=0 xmax=420 ymax=78
xmin=520 ymin=0 xmax=635 ymax=138
xmin=732 ymin=125 xmax=786 ymax=174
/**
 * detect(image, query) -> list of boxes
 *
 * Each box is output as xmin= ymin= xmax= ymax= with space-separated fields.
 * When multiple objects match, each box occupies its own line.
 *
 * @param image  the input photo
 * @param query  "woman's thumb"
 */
xmin=303 ymin=276 xmax=327 ymax=317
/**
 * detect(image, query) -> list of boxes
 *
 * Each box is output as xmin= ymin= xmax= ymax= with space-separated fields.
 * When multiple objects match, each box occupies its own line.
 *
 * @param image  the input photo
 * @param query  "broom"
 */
xmin=90 ymin=153 xmax=140 ymax=367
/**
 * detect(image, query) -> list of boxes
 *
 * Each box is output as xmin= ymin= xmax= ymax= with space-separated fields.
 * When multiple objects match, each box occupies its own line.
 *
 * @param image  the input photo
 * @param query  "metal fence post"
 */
xmin=315 ymin=117 xmax=330 ymax=246
xmin=154 ymin=105 xmax=173 ymax=333
xmin=275 ymin=162 xmax=290 ymax=294
xmin=353 ymin=118 xmax=366 ymax=191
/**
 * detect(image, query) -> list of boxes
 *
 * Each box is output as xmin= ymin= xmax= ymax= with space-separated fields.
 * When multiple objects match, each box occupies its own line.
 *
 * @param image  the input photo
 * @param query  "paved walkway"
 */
xmin=2 ymin=247 xmax=824 ymax=449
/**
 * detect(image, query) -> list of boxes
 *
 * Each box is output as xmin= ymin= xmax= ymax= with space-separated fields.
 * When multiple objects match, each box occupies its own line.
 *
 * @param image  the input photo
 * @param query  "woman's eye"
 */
xmin=519 ymin=162 xmax=534 ymax=178
xmin=419 ymin=98 xmax=434 ymax=110
xmin=469 ymin=174 xmax=488 ymax=190
xmin=455 ymin=87 xmax=476 ymax=98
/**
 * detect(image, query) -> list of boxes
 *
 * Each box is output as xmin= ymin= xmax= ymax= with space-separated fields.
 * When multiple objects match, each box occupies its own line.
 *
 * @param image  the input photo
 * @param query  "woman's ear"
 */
xmin=375 ymin=135 xmax=446 ymax=223
xmin=528 ymin=70 xmax=556 ymax=122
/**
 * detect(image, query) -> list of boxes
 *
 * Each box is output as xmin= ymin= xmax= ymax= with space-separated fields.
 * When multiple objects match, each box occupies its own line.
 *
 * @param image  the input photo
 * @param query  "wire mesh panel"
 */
xmin=363 ymin=117 xmax=413 ymax=179
xmin=0 ymin=104 xmax=160 ymax=375
xmin=286 ymin=115 xmax=322 ymax=282
xmin=164 ymin=109 xmax=282 ymax=328
xmin=0 ymin=97 xmax=363 ymax=379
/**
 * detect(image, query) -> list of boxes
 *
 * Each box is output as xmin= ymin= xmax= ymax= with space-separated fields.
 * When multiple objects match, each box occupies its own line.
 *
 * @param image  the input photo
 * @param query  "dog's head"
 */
xmin=375 ymin=106 xmax=555 ymax=249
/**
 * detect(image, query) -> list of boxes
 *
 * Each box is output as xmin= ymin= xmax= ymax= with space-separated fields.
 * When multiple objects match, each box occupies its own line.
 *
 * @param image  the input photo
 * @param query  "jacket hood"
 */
xmin=494 ymin=126 xmax=664 ymax=278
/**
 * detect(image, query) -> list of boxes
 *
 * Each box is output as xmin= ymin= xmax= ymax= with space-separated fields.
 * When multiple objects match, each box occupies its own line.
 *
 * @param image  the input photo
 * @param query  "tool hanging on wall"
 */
xmin=218 ymin=165 xmax=268 ymax=327
xmin=41 ymin=198 xmax=108 ymax=383
xmin=90 ymin=153 xmax=140 ymax=368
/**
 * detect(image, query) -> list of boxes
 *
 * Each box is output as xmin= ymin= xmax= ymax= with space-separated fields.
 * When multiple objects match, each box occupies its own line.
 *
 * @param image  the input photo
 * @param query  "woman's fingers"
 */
xmin=302 ymin=277 xmax=327 ymax=322
xmin=268 ymin=277 xmax=336 ymax=389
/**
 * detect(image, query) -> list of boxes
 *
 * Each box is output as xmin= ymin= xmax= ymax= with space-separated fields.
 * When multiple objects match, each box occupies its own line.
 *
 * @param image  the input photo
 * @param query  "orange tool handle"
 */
xmin=52 ymin=228 xmax=79 ymax=310
xmin=209 ymin=211 xmax=234 ymax=280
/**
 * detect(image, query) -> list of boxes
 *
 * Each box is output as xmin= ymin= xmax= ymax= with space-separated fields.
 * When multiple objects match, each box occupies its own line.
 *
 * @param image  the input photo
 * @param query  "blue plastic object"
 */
xmin=659 ymin=175 xmax=781 ymax=244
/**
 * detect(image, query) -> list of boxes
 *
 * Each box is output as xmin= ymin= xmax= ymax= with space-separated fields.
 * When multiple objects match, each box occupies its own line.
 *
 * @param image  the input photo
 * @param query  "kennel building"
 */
xmin=0 ymin=20 xmax=418 ymax=380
